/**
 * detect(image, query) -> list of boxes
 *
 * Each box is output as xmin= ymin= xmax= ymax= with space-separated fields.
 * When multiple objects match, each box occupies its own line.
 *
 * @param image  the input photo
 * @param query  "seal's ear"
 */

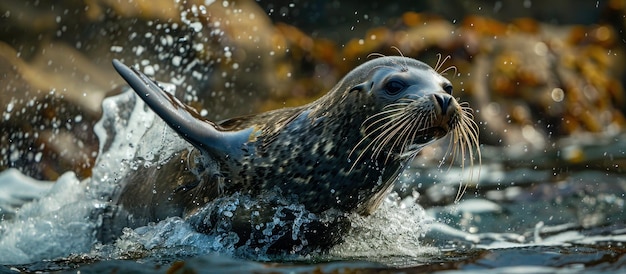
xmin=349 ymin=82 xmax=369 ymax=92
xmin=112 ymin=59 xmax=252 ymax=159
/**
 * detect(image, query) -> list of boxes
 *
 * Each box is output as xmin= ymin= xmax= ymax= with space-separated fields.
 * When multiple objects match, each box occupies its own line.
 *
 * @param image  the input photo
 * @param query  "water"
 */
xmin=1 ymin=87 xmax=625 ymax=272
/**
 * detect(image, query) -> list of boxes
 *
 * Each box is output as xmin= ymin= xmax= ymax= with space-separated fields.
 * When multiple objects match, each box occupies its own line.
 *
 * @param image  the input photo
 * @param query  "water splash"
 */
xmin=0 ymin=172 xmax=96 ymax=264
xmin=329 ymin=192 xmax=438 ymax=265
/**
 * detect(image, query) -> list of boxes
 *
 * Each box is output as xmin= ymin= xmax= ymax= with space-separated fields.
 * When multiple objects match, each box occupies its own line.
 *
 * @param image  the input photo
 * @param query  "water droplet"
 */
xmin=110 ymin=45 xmax=123 ymax=53
xmin=189 ymin=21 xmax=203 ymax=32
xmin=551 ymin=88 xmax=564 ymax=102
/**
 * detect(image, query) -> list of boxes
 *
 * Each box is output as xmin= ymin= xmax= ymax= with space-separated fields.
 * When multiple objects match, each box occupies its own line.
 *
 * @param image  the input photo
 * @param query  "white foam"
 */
xmin=329 ymin=193 xmax=438 ymax=263
xmin=0 ymin=172 xmax=96 ymax=264
xmin=0 ymin=168 xmax=53 ymax=209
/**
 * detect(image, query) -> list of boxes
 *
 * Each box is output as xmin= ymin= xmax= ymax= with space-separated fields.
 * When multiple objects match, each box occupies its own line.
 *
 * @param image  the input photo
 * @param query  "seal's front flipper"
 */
xmin=112 ymin=59 xmax=253 ymax=159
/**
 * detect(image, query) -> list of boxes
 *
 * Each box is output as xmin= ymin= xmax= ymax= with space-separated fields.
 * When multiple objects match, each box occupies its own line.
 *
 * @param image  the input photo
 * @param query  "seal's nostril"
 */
xmin=433 ymin=93 xmax=450 ymax=115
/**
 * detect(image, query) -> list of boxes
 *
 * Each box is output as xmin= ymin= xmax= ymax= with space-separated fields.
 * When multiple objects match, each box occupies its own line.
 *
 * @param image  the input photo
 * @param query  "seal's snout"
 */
xmin=433 ymin=93 xmax=453 ymax=115
xmin=430 ymin=92 xmax=461 ymax=133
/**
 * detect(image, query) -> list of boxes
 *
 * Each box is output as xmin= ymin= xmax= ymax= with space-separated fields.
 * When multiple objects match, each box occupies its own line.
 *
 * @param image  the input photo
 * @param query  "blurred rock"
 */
xmin=0 ymin=41 xmax=106 ymax=179
xmin=280 ymin=13 xmax=626 ymax=152
xmin=0 ymin=0 xmax=184 ymax=180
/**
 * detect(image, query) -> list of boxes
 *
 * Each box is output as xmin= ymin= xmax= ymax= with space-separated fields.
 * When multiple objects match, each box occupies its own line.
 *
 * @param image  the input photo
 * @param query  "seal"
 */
xmin=102 ymin=56 xmax=479 ymax=251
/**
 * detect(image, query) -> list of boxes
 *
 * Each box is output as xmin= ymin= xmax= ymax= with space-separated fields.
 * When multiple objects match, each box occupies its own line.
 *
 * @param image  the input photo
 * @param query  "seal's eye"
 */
xmin=443 ymin=84 xmax=453 ymax=95
xmin=384 ymin=80 xmax=406 ymax=95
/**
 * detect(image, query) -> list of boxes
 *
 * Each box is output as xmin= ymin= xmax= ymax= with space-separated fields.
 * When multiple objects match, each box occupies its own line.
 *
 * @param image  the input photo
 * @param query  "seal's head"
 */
xmin=317 ymin=56 xmax=478 ymax=176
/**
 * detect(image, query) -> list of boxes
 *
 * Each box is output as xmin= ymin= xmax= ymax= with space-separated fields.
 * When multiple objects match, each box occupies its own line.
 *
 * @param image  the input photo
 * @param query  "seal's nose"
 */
xmin=433 ymin=93 xmax=452 ymax=115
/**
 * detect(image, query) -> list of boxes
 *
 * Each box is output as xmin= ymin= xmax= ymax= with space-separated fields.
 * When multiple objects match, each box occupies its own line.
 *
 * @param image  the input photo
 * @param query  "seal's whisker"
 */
xmin=434 ymin=54 xmax=459 ymax=78
xmin=385 ymin=100 xmax=414 ymax=108
xmin=396 ymin=115 xmax=420 ymax=158
xmin=367 ymin=52 xmax=387 ymax=59
xmin=354 ymin=113 xmax=401 ymax=151
xmin=417 ymin=111 xmax=433 ymax=133
xmin=360 ymin=101 xmax=412 ymax=130
xmin=369 ymin=114 xmax=411 ymax=161
xmin=434 ymin=53 xmax=443 ymax=72
xmin=404 ymin=111 xmax=433 ymax=155
xmin=457 ymin=131 xmax=475 ymax=201
xmin=426 ymin=100 xmax=481 ymax=204
xmin=440 ymin=65 xmax=458 ymax=77
xmin=400 ymin=94 xmax=423 ymax=101
xmin=381 ymin=114 xmax=414 ymax=163
xmin=379 ymin=101 xmax=413 ymax=114
xmin=348 ymin=112 xmax=406 ymax=171
xmin=407 ymin=113 xmax=425 ymax=146
xmin=463 ymin=113 xmax=481 ymax=165
xmin=396 ymin=98 xmax=425 ymax=107
xmin=362 ymin=108 xmax=402 ymax=124
xmin=373 ymin=129 xmax=397 ymax=163
xmin=434 ymin=53 xmax=444 ymax=73
xmin=350 ymin=126 xmax=395 ymax=171
xmin=361 ymin=108 xmax=405 ymax=133
xmin=461 ymin=108 xmax=480 ymax=145
xmin=392 ymin=46 xmax=404 ymax=57
xmin=398 ymin=115 xmax=418 ymax=155
xmin=448 ymin=107 xmax=481 ymax=203
xmin=442 ymin=129 xmax=455 ymax=165
xmin=390 ymin=46 xmax=409 ymax=71
xmin=451 ymin=127 xmax=468 ymax=202
xmin=440 ymin=129 xmax=455 ymax=169
xmin=460 ymin=104 xmax=476 ymax=120
xmin=395 ymin=117 xmax=416 ymax=154
xmin=349 ymin=102 xmax=424 ymax=171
